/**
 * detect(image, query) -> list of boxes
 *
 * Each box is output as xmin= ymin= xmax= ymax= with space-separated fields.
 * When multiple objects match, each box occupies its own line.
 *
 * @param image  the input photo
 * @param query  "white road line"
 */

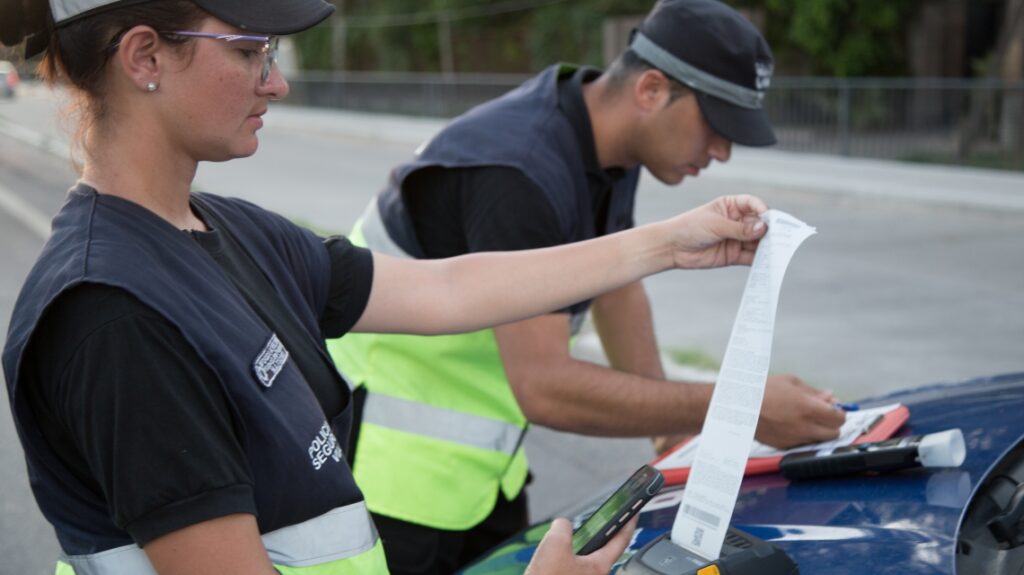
xmin=0 ymin=181 xmax=51 ymax=240
xmin=0 ymin=116 xmax=69 ymax=159
xmin=0 ymin=114 xmax=62 ymax=240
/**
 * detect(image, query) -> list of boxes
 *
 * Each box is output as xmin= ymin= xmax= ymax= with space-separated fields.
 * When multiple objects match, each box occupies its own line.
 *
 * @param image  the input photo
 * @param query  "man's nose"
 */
xmin=709 ymin=134 xmax=732 ymax=163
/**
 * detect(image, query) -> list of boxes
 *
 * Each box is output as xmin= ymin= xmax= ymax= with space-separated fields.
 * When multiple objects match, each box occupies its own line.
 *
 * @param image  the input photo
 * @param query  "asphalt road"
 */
xmin=1 ymin=86 xmax=1023 ymax=572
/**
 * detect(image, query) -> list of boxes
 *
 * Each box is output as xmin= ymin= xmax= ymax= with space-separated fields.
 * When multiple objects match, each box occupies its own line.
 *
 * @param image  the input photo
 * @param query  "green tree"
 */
xmin=293 ymin=0 xmax=925 ymax=77
xmin=292 ymin=23 xmax=334 ymax=71
xmin=748 ymin=0 xmax=920 ymax=76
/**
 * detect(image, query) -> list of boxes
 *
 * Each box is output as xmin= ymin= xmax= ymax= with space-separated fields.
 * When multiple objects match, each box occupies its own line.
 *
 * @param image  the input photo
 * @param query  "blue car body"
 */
xmin=463 ymin=373 xmax=1024 ymax=575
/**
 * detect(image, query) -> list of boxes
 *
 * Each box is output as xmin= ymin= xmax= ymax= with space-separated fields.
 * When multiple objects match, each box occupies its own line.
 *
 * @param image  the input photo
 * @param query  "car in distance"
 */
xmin=0 ymin=61 xmax=19 ymax=98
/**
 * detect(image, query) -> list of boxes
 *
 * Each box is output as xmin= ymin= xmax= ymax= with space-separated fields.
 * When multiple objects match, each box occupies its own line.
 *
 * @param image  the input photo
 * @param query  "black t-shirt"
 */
xmin=22 ymin=203 xmax=373 ymax=545
xmin=402 ymin=68 xmax=632 ymax=266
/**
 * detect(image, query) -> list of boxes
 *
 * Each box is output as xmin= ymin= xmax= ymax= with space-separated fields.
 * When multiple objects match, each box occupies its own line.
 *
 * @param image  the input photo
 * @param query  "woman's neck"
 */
xmin=81 ymin=123 xmax=206 ymax=231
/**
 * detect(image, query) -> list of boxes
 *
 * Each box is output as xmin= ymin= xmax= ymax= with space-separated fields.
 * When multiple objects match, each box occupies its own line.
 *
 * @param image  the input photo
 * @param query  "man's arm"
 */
xmin=496 ymin=312 xmax=711 ymax=436
xmin=591 ymin=280 xmax=682 ymax=453
xmin=590 ymin=280 xmax=666 ymax=380
xmin=496 ymin=307 xmax=845 ymax=448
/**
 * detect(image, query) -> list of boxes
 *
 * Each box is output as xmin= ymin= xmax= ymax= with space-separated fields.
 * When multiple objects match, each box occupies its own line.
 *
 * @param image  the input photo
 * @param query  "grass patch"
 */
xmin=667 ymin=349 xmax=720 ymax=371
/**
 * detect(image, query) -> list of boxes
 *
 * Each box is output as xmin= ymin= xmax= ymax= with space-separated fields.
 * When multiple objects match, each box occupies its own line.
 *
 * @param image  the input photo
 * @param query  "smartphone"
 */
xmin=572 ymin=464 xmax=665 ymax=555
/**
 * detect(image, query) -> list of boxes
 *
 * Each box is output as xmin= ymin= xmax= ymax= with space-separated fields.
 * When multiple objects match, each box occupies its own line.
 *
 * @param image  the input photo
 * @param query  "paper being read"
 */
xmin=654 ymin=403 xmax=902 ymax=469
xmin=671 ymin=209 xmax=816 ymax=559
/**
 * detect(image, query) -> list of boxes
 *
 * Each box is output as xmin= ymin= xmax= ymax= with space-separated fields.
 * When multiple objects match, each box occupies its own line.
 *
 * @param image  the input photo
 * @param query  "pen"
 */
xmin=835 ymin=402 xmax=860 ymax=412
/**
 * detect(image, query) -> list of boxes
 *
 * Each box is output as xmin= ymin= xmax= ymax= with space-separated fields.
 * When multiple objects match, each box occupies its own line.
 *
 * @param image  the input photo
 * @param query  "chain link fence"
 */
xmin=286 ymin=72 xmax=1024 ymax=170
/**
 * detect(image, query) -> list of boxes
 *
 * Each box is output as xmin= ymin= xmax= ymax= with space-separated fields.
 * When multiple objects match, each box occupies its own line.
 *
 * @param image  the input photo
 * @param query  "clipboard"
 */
xmin=651 ymin=404 xmax=911 ymax=486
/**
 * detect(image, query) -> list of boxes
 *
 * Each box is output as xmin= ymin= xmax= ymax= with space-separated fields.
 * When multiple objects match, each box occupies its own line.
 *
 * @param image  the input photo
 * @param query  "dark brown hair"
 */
xmin=1 ymin=1 xmax=207 ymax=163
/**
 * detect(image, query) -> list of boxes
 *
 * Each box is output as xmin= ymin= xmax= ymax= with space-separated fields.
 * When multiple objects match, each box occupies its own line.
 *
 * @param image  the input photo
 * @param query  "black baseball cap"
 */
xmin=50 ymin=0 xmax=335 ymax=34
xmin=630 ymin=0 xmax=776 ymax=147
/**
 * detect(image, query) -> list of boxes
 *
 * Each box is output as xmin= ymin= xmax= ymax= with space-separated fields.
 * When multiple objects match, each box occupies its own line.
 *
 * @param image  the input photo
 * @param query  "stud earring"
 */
xmin=146 ymin=82 xmax=158 ymax=92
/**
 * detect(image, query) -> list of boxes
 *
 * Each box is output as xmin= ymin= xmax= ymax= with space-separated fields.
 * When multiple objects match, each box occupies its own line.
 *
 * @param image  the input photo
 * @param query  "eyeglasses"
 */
xmin=161 ymin=31 xmax=280 ymax=85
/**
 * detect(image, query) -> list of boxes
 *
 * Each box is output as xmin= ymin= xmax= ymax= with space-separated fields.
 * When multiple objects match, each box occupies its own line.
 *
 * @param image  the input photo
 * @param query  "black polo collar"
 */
xmin=557 ymin=66 xmax=626 ymax=186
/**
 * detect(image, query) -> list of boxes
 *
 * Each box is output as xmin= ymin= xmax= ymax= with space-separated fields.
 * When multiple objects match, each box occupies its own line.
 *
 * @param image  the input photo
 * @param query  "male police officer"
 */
xmin=329 ymin=1 xmax=846 ymax=573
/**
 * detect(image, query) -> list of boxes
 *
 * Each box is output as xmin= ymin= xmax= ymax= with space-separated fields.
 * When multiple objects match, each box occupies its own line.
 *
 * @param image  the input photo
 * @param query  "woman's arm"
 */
xmin=353 ymin=195 xmax=767 ymax=335
xmin=144 ymin=514 xmax=277 ymax=575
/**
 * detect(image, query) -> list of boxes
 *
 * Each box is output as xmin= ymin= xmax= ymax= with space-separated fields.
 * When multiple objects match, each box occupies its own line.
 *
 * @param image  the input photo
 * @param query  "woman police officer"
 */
xmin=0 ymin=0 xmax=770 ymax=573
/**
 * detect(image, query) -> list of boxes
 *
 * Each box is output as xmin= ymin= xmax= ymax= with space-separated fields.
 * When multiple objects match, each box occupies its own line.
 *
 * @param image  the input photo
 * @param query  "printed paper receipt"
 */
xmin=671 ymin=209 xmax=816 ymax=559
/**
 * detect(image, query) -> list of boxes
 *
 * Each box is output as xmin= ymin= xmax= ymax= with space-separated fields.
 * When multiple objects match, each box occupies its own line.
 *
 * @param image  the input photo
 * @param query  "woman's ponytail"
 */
xmin=0 ymin=0 xmax=51 ymax=53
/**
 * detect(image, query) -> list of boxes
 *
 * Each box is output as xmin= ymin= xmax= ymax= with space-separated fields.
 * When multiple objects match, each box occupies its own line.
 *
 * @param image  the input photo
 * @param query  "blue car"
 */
xmin=463 ymin=373 xmax=1024 ymax=575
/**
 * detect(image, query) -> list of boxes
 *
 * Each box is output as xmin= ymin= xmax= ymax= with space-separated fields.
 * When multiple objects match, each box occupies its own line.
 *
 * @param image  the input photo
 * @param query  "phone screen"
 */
xmin=571 ymin=465 xmax=663 ymax=554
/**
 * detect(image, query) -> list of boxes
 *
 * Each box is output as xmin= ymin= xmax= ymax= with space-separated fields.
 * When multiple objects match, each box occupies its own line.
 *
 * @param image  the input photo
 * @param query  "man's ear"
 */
xmin=114 ymin=26 xmax=164 ymax=92
xmin=632 ymin=69 xmax=673 ymax=113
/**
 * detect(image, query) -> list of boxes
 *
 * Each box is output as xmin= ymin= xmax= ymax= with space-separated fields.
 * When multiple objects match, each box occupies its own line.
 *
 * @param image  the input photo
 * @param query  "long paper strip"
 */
xmin=671 ymin=209 xmax=816 ymax=559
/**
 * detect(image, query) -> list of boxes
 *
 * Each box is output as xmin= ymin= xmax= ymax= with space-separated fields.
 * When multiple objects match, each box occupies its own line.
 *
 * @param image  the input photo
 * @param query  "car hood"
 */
xmin=463 ymin=373 xmax=1024 ymax=575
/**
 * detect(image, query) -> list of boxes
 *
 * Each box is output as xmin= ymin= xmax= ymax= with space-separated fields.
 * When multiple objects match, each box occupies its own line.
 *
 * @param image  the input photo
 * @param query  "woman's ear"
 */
xmin=114 ymin=26 xmax=164 ymax=92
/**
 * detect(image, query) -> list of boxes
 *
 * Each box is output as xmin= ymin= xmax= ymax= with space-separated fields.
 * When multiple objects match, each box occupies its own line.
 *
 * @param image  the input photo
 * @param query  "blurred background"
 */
xmin=1 ymin=1 xmax=1023 ymax=572
xmin=3 ymin=0 xmax=1022 ymax=169
xmin=289 ymin=0 xmax=1024 ymax=171
xmin=4 ymin=0 xmax=1019 ymax=165
xmin=238 ymin=0 xmax=1019 ymax=170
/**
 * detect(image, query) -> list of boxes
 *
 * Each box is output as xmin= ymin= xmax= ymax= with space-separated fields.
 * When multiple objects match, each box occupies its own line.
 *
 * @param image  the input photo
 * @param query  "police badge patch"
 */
xmin=253 ymin=333 xmax=289 ymax=388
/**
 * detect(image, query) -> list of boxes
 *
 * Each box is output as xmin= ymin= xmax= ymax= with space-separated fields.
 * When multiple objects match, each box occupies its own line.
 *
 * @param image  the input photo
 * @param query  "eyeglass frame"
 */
xmin=161 ymin=31 xmax=279 ymax=85
xmin=107 ymin=30 xmax=280 ymax=85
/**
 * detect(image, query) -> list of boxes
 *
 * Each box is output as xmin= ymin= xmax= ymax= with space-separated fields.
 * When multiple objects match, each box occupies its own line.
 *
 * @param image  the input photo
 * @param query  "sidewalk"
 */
xmin=269 ymin=104 xmax=1024 ymax=212
xmin=3 ymin=83 xmax=1024 ymax=212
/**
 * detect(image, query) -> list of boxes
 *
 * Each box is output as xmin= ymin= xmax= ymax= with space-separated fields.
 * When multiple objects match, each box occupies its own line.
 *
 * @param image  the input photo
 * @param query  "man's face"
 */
xmin=638 ymin=91 xmax=732 ymax=186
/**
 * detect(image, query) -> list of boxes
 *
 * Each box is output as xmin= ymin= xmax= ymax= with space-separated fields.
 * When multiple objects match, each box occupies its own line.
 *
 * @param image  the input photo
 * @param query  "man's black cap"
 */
xmin=631 ymin=0 xmax=776 ymax=147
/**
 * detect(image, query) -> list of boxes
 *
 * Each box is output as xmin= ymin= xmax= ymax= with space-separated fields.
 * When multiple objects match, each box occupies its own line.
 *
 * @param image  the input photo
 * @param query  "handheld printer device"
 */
xmin=620 ymin=525 xmax=798 ymax=575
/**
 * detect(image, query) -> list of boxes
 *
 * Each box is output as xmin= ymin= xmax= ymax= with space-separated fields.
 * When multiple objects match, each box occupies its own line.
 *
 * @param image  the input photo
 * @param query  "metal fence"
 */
xmin=766 ymin=78 xmax=1024 ymax=167
xmin=286 ymin=72 xmax=1024 ymax=168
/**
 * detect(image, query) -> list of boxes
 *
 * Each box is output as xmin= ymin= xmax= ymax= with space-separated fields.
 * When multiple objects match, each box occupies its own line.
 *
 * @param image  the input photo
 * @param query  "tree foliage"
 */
xmin=751 ymin=0 xmax=921 ymax=76
xmin=293 ymin=0 xmax=924 ymax=76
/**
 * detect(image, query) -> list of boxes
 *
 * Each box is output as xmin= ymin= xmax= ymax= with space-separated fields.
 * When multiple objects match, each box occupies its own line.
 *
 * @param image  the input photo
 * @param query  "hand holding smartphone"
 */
xmin=572 ymin=464 xmax=665 ymax=555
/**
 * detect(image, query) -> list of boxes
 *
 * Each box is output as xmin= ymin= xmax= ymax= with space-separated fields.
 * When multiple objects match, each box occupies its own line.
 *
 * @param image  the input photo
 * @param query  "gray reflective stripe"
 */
xmin=630 ymin=32 xmax=765 ymax=109
xmin=363 ymin=393 xmax=524 ymax=455
xmin=61 ymin=544 xmax=157 ymax=575
xmin=359 ymin=199 xmax=413 ymax=258
xmin=264 ymin=500 xmax=378 ymax=567
xmin=60 ymin=501 xmax=378 ymax=574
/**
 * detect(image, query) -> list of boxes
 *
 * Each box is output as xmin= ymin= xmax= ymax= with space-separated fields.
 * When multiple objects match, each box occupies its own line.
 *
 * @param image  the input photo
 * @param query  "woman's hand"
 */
xmin=662 ymin=195 xmax=769 ymax=270
xmin=525 ymin=516 xmax=637 ymax=575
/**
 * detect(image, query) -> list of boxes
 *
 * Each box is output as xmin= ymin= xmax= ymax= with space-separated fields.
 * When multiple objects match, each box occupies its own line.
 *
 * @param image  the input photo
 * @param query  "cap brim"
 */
xmin=695 ymin=91 xmax=776 ymax=147
xmin=196 ymin=0 xmax=335 ymax=35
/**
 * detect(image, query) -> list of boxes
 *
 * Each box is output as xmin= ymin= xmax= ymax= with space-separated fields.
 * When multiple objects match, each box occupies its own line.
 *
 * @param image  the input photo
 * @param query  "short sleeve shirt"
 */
xmin=21 ymin=206 xmax=372 ymax=544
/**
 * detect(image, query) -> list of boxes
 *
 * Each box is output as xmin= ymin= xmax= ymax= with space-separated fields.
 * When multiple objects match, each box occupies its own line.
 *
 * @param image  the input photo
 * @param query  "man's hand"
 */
xmin=526 ymin=517 xmax=637 ymax=575
xmin=664 ymin=195 xmax=769 ymax=270
xmin=756 ymin=374 xmax=845 ymax=449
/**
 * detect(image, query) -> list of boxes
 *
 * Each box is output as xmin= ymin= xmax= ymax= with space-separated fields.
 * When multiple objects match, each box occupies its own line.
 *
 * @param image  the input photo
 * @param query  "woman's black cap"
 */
xmin=51 ymin=0 xmax=335 ymax=34
xmin=19 ymin=0 xmax=334 ymax=58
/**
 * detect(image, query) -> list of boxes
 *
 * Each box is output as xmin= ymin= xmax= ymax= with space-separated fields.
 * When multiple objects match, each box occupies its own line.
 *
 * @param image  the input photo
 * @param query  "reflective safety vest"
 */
xmin=331 ymin=209 xmax=531 ymax=530
xmin=2 ymin=186 xmax=388 ymax=574
xmin=53 ymin=501 xmax=387 ymax=574
xmin=329 ymin=65 xmax=639 ymax=530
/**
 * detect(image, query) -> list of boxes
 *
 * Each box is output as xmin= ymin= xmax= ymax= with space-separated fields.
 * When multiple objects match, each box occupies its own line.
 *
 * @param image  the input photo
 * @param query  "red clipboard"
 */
xmin=652 ymin=404 xmax=911 ymax=486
